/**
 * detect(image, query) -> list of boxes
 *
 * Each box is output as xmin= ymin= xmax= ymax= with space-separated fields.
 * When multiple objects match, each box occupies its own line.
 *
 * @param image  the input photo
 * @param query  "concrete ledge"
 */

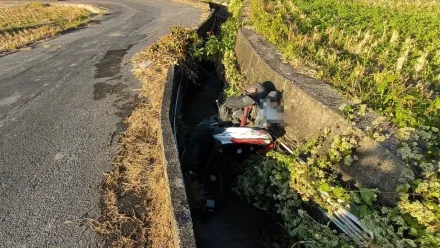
xmin=161 ymin=66 xmax=196 ymax=248
xmin=235 ymin=27 xmax=407 ymax=205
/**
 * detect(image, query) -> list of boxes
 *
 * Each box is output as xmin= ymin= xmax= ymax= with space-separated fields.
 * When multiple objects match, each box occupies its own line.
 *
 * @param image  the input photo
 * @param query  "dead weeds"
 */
xmin=93 ymin=26 xmax=201 ymax=248
xmin=0 ymin=2 xmax=97 ymax=53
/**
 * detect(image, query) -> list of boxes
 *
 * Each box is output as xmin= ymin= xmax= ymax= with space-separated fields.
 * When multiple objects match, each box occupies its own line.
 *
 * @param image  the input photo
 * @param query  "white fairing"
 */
xmin=213 ymin=127 xmax=273 ymax=145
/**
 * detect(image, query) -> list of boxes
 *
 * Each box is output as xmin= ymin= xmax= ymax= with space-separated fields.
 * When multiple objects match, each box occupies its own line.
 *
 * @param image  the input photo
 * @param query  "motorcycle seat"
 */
xmin=224 ymin=95 xmax=256 ymax=109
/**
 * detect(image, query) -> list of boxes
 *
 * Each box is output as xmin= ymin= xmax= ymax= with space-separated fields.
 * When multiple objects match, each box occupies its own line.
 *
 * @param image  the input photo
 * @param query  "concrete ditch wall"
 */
xmin=160 ymin=4 xmax=227 ymax=248
xmin=235 ymin=27 xmax=407 ymax=205
xmin=161 ymin=66 xmax=196 ymax=248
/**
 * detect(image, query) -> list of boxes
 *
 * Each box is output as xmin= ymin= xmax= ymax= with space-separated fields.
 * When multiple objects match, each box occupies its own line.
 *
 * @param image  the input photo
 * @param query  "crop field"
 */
xmin=0 ymin=2 xmax=94 ymax=54
xmin=250 ymin=0 xmax=440 ymax=128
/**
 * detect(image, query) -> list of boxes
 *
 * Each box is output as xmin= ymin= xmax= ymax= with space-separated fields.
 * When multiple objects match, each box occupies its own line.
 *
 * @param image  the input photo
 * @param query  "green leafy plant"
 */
xmin=249 ymin=0 xmax=440 ymax=128
xmin=191 ymin=0 xmax=246 ymax=96
xmin=234 ymin=128 xmax=440 ymax=247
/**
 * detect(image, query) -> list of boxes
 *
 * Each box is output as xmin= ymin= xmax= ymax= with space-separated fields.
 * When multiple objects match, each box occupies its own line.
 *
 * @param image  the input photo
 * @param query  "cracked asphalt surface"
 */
xmin=0 ymin=0 xmax=203 ymax=246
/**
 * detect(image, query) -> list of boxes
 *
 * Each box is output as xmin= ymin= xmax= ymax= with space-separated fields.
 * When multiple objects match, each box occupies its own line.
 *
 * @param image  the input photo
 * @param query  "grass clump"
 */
xmin=93 ymin=26 xmax=203 ymax=248
xmin=0 ymin=2 xmax=95 ymax=54
xmin=250 ymin=0 xmax=440 ymax=128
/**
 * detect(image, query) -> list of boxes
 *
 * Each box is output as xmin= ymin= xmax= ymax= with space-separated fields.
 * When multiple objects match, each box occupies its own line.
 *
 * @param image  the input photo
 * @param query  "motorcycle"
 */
xmin=182 ymin=83 xmax=282 ymax=212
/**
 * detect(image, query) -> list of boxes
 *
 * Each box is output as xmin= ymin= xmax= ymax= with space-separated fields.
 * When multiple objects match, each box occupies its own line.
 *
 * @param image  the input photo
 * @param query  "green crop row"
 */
xmin=250 ymin=0 xmax=440 ymax=128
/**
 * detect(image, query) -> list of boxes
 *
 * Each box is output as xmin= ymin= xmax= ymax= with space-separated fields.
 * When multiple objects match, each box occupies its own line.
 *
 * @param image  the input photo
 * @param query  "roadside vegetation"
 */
xmin=235 ymin=126 xmax=440 ymax=247
xmin=195 ymin=0 xmax=245 ymax=96
xmin=93 ymin=27 xmax=205 ymax=247
xmin=0 ymin=2 xmax=95 ymax=54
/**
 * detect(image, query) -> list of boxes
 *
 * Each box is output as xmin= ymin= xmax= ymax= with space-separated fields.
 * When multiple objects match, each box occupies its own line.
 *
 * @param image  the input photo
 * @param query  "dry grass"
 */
xmin=93 ymin=47 xmax=171 ymax=248
xmin=0 ymin=2 xmax=95 ymax=53
xmin=93 ymin=26 xmax=200 ymax=248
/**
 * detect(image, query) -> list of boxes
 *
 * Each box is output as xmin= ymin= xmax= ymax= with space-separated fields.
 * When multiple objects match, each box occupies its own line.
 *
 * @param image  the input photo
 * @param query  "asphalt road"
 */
xmin=0 ymin=0 xmax=203 ymax=247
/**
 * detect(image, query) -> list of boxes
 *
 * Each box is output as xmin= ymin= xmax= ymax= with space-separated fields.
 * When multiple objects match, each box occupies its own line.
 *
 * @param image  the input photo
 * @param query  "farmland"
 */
xmin=0 ymin=2 xmax=94 ymax=54
xmin=250 ymin=0 xmax=440 ymax=128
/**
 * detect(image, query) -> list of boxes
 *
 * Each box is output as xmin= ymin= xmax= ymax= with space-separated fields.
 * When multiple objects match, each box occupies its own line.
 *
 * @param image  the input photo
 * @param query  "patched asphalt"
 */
xmin=0 ymin=0 xmax=203 ymax=246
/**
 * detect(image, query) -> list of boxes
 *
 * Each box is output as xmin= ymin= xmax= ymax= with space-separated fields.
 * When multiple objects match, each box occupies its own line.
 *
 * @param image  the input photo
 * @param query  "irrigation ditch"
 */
xmin=160 ymin=4 xmax=284 ymax=247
